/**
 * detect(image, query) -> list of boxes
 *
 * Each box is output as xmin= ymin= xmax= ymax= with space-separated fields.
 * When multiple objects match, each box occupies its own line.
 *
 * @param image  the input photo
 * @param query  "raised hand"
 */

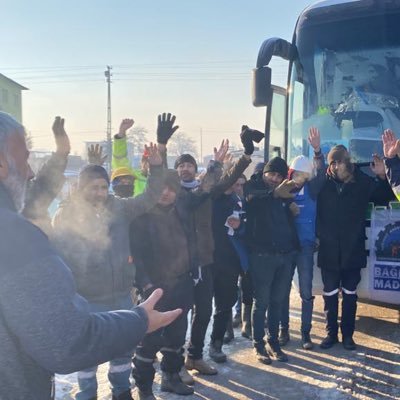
xmin=382 ymin=129 xmax=400 ymax=159
xmin=308 ymin=126 xmax=321 ymax=152
xmin=52 ymin=116 xmax=71 ymax=157
xmin=145 ymin=143 xmax=162 ymax=166
xmin=240 ymin=126 xmax=255 ymax=156
xmin=273 ymin=179 xmax=296 ymax=199
xmin=157 ymin=113 xmax=179 ymax=145
xmin=139 ymin=288 xmax=182 ymax=333
xmin=118 ymin=119 xmax=134 ymax=138
xmin=88 ymin=144 xmax=107 ymax=166
xmin=214 ymin=139 xmax=229 ymax=163
xmin=370 ymin=154 xmax=386 ymax=179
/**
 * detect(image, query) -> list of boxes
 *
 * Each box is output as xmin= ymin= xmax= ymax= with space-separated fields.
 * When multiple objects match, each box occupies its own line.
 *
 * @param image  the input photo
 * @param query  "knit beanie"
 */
xmin=174 ymin=154 xmax=198 ymax=172
xmin=263 ymin=157 xmax=288 ymax=178
xmin=327 ymin=145 xmax=350 ymax=165
xmin=78 ymin=165 xmax=110 ymax=189
xmin=163 ymin=169 xmax=181 ymax=194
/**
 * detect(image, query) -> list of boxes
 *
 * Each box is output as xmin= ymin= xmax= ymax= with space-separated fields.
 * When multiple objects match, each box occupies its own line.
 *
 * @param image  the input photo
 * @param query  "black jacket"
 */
xmin=317 ymin=168 xmax=394 ymax=271
xmin=245 ymin=173 xmax=299 ymax=254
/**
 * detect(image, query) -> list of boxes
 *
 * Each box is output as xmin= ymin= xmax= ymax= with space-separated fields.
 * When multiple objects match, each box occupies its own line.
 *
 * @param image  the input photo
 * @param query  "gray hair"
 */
xmin=0 ymin=112 xmax=26 ymax=153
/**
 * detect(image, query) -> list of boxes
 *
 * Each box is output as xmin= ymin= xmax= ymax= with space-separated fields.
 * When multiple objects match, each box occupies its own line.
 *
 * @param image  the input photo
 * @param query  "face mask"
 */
xmin=114 ymin=184 xmax=133 ymax=198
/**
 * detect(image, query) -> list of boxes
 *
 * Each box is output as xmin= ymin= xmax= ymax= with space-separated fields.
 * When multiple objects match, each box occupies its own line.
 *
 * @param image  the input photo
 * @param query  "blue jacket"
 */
xmin=0 ymin=183 xmax=148 ymax=400
xmin=384 ymin=155 xmax=400 ymax=201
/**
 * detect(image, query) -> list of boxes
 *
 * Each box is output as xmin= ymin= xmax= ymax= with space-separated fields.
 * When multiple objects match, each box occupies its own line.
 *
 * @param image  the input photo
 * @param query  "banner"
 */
xmin=369 ymin=207 xmax=400 ymax=293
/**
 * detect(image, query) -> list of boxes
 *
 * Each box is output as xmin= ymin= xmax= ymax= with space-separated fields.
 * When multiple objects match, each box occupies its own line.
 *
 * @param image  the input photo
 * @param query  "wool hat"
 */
xmin=110 ymin=167 xmax=135 ymax=182
xmin=263 ymin=157 xmax=288 ymax=178
xmin=163 ymin=169 xmax=181 ymax=193
xmin=78 ymin=165 xmax=110 ymax=189
xmin=327 ymin=145 xmax=350 ymax=165
xmin=174 ymin=154 xmax=198 ymax=172
xmin=289 ymin=155 xmax=314 ymax=175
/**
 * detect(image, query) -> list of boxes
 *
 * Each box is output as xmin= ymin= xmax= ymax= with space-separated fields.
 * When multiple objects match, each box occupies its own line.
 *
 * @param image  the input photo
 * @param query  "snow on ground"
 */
xmin=56 ymin=292 xmax=400 ymax=400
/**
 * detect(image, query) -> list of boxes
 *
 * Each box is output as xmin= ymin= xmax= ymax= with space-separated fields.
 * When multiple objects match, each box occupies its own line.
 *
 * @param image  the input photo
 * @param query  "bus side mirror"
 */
xmin=252 ymin=66 xmax=272 ymax=107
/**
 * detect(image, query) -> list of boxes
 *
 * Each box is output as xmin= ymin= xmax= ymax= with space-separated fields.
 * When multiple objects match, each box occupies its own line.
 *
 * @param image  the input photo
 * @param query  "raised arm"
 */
xmin=382 ymin=129 xmax=400 ymax=200
xmin=112 ymin=118 xmax=134 ymax=171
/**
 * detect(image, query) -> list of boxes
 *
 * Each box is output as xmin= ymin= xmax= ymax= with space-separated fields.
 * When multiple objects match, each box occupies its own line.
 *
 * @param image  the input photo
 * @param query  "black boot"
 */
xmin=278 ymin=328 xmax=290 ymax=347
xmin=241 ymin=304 xmax=252 ymax=339
xmin=133 ymin=390 xmax=156 ymax=400
xmin=209 ymin=340 xmax=227 ymax=363
xmin=160 ymin=372 xmax=194 ymax=395
xmin=112 ymin=390 xmax=133 ymax=400
xmin=224 ymin=316 xmax=234 ymax=344
xmin=320 ymin=335 xmax=338 ymax=349
xmin=301 ymin=332 xmax=313 ymax=350
xmin=267 ymin=340 xmax=288 ymax=362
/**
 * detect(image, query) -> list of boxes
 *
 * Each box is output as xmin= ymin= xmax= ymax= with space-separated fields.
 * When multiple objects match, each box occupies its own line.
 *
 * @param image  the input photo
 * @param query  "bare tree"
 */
xmin=127 ymin=125 xmax=148 ymax=157
xmin=168 ymin=131 xmax=198 ymax=157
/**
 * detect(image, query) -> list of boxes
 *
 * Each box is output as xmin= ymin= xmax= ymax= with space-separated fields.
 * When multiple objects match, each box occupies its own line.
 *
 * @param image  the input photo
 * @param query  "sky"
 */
xmin=1 ymin=0 xmax=314 ymax=157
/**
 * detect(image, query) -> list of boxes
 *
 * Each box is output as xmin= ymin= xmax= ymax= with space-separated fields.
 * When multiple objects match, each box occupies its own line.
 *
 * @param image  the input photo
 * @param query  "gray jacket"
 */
xmin=52 ymin=165 xmax=164 ymax=304
xmin=0 ymin=183 xmax=148 ymax=400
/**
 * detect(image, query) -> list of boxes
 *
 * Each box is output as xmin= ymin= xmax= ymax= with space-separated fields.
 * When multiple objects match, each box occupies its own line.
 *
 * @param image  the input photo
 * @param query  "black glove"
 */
xmin=240 ymin=125 xmax=254 ymax=155
xmin=157 ymin=113 xmax=179 ymax=144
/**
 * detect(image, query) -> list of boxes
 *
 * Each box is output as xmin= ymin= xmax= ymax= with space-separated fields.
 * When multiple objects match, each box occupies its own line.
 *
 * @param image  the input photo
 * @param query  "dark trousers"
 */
xmin=187 ymin=264 xmax=214 ymax=360
xmin=132 ymin=276 xmax=193 ymax=392
xmin=250 ymin=251 xmax=296 ymax=349
xmin=321 ymin=268 xmax=361 ymax=338
xmin=210 ymin=259 xmax=242 ymax=343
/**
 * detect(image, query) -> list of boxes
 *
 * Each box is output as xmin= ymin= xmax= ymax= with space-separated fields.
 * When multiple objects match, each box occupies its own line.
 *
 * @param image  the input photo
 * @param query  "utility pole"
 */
xmin=104 ymin=65 xmax=112 ymax=172
xmin=200 ymin=127 xmax=203 ymax=166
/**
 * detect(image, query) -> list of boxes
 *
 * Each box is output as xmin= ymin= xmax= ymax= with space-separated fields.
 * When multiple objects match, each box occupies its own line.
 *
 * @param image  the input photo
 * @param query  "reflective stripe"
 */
xmin=109 ymin=362 xmax=132 ymax=374
xmin=160 ymin=347 xmax=180 ymax=353
xmin=342 ymin=287 xmax=357 ymax=295
xmin=323 ymin=288 xmax=339 ymax=296
xmin=78 ymin=370 xmax=97 ymax=379
xmin=135 ymin=354 xmax=154 ymax=363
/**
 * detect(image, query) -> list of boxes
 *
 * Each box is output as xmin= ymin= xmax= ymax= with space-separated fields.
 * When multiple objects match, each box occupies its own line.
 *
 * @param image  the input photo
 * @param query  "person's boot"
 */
xmin=278 ymin=327 xmax=290 ymax=347
xmin=209 ymin=340 xmax=227 ymax=363
xmin=179 ymin=365 xmax=194 ymax=385
xmin=301 ymin=332 xmax=313 ymax=350
xmin=133 ymin=389 xmax=157 ymax=400
xmin=254 ymin=346 xmax=272 ymax=365
xmin=342 ymin=336 xmax=357 ymax=350
xmin=267 ymin=340 xmax=288 ymax=362
xmin=320 ymin=335 xmax=338 ymax=349
xmin=160 ymin=372 xmax=194 ymax=395
xmin=112 ymin=390 xmax=133 ymax=400
xmin=224 ymin=317 xmax=234 ymax=344
xmin=185 ymin=357 xmax=218 ymax=375
xmin=241 ymin=304 xmax=252 ymax=339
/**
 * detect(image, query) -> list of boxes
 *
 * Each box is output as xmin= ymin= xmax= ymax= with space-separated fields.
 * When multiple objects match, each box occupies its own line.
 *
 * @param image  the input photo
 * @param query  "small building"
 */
xmin=0 ymin=73 xmax=28 ymax=122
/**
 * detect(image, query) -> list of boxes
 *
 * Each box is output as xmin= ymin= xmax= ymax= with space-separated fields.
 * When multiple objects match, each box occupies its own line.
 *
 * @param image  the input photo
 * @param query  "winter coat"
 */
xmin=317 ymin=167 xmax=394 ymax=271
xmin=52 ymin=166 xmax=164 ymax=305
xmin=0 ymin=183 xmax=148 ymax=400
xmin=245 ymin=173 xmax=299 ymax=254
xmin=130 ymin=190 xmax=205 ymax=290
xmin=187 ymin=155 xmax=252 ymax=267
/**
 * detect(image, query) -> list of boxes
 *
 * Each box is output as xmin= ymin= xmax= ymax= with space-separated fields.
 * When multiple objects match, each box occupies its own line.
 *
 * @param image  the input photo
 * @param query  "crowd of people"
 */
xmin=0 ymin=109 xmax=400 ymax=400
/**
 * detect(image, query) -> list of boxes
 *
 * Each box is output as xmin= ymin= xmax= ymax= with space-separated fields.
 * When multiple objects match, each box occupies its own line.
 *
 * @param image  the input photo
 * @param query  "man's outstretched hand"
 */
xmin=382 ymin=129 xmax=400 ymax=159
xmin=139 ymin=288 xmax=182 ymax=333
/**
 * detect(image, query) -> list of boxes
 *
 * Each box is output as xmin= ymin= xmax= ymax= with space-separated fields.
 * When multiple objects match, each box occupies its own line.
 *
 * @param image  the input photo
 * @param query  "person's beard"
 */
xmin=3 ymin=155 xmax=27 ymax=213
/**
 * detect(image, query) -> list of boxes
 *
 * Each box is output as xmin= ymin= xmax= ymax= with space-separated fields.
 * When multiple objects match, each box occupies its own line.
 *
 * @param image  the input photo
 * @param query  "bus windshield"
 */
xmin=288 ymin=10 xmax=400 ymax=164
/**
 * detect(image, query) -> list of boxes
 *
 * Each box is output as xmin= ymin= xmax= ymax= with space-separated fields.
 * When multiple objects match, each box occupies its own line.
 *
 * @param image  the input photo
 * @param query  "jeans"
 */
xmin=281 ymin=243 xmax=315 ymax=334
xmin=76 ymin=295 xmax=133 ymax=400
xmin=250 ymin=251 xmax=296 ymax=349
xmin=187 ymin=264 xmax=214 ymax=359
